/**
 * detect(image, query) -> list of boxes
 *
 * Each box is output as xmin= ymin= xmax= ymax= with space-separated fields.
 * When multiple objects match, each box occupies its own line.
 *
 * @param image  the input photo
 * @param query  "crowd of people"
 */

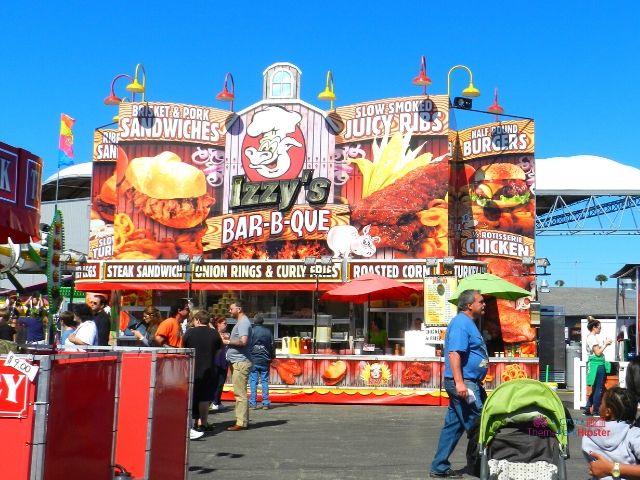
xmin=2 ymin=293 xmax=277 ymax=442
xmin=9 ymin=289 xmax=640 ymax=477
xmin=0 ymin=295 xmax=48 ymax=345
xmin=124 ymin=298 xmax=276 ymax=439
xmin=156 ymin=300 xmax=275 ymax=439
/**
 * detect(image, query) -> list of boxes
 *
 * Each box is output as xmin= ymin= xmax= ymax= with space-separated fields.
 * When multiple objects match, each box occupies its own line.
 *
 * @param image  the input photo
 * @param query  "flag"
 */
xmin=58 ymin=113 xmax=75 ymax=168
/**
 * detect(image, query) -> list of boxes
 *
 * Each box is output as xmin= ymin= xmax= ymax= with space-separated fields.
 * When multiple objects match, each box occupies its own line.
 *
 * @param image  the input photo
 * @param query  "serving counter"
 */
xmin=221 ymin=355 xmax=539 ymax=406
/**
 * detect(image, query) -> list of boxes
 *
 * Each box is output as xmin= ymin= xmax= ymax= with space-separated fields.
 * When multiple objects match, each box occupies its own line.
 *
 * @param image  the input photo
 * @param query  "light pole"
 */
xmin=304 ymin=255 xmax=333 ymax=353
xmin=178 ymin=254 xmax=205 ymax=308
xmin=411 ymin=55 xmax=432 ymax=96
xmin=216 ymin=72 xmax=236 ymax=111
xmin=521 ymin=256 xmax=551 ymax=276
xmin=103 ymin=74 xmax=133 ymax=104
xmin=126 ymin=63 xmax=147 ymax=102
xmin=317 ymin=70 xmax=336 ymax=110
xmin=103 ymin=63 xmax=147 ymax=124
xmin=446 ymin=65 xmax=480 ymax=109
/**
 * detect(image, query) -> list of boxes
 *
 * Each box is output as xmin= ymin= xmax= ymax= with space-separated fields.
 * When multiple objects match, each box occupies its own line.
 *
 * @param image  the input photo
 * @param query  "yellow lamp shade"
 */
xmin=126 ymin=79 xmax=145 ymax=93
xmin=462 ymin=82 xmax=480 ymax=97
xmin=317 ymin=87 xmax=336 ymax=102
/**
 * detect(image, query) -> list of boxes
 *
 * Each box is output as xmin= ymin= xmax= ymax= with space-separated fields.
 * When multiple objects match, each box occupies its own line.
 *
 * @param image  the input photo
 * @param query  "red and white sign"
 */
xmin=241 ymin=106 xmax=306 ymax=181
xmin=0 ymin=363 xmax=30 ymax=417
xmin=4 ymin=351 xmax=39 ymax=382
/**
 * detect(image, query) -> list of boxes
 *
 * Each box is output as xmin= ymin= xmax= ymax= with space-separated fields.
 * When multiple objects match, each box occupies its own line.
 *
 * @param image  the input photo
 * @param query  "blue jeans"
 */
xmin=249 ymin=364 xmax=270 ymax=407
xmin=585 ymin=365 xmax=606 ymax=414
xmin=431 ymin=378 xmax=484 ymax=474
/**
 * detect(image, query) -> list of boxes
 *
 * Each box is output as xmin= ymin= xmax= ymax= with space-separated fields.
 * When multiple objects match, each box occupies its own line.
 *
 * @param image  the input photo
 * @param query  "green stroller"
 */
xmin=478 ymin=379 xmax=569 ymax=480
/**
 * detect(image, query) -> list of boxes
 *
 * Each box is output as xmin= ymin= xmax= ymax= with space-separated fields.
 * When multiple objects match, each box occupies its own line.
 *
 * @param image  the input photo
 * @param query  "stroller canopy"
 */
xmin=479 ymin=379 xmax=568 ymax=450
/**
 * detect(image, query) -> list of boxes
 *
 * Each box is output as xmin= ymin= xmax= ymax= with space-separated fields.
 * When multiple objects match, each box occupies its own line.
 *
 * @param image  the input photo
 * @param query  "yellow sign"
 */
xmin=360 ymin=362 xmax=391 ymax=386
xmin=423 ymin=276 xmax=458 ymax=325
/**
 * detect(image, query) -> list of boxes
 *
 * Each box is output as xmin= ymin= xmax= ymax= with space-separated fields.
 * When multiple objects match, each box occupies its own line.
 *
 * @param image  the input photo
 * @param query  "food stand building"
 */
xmin=76 ymin=62 xmax=539 ymax=404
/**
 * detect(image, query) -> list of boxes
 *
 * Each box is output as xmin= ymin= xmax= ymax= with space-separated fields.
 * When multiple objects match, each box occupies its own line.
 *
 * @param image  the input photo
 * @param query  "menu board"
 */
xmin=423 ymin=276 xmax=457 ymax=325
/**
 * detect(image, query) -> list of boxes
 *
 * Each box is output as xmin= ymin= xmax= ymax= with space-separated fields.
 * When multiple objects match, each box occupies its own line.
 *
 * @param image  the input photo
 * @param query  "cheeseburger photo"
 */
xmin=94 ymin=174 xmax=117 ymax=222
xmin=470 ymin=162 xmax=530 ymax=209
xmin=123 ymin=151 xmax=214 ymax=229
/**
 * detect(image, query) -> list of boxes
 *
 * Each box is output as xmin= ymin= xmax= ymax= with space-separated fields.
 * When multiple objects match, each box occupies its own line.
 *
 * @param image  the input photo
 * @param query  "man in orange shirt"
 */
xmin=155 ymin=299 xmax=189 ymax=347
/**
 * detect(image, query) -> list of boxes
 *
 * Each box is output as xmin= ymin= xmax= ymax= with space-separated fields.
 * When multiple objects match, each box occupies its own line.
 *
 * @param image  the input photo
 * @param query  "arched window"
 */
xmin=270 ymin=70 xmax=293 ymax=98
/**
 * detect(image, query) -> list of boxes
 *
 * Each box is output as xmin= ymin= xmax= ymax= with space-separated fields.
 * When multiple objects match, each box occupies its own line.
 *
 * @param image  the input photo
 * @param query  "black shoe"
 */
xmin=429 ymin=469 xmax=463 ymax=478
xmin=582 ymin=409 xmax=592 ymax=416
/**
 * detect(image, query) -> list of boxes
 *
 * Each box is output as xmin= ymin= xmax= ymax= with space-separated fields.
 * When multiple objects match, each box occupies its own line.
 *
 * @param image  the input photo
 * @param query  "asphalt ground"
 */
xmin=188 ymin=391 xmax=592 ymax=480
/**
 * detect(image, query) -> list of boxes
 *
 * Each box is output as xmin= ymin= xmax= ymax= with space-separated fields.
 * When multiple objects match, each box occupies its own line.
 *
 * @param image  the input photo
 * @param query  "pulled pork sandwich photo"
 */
xmin=94 ymin=173 xmax=117 ymax=222
xmin=123 ymin=151 xmax=214 ymax=229
xmin=470 ymin=162 xmax=530 ymax=209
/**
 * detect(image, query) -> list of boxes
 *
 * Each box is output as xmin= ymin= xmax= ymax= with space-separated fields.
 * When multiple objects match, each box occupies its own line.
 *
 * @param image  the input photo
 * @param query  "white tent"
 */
xmin=536 ymin=155 xmax=640 ymax=196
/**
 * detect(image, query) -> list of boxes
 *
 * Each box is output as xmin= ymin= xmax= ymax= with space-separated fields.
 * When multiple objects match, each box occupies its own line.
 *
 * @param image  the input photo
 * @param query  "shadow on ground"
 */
xmin=188 ymin=466 xmax=216 ymax=474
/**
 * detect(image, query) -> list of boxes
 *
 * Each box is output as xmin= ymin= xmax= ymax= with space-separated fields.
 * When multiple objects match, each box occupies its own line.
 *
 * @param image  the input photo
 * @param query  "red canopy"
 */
xmin=320 ymin=273 xmax=419 ymax=304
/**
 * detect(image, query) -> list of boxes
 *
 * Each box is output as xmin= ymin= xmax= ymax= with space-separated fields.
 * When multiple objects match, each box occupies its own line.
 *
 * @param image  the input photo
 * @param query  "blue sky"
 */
xmin=2 ymin=1 xmax=638 ymax=287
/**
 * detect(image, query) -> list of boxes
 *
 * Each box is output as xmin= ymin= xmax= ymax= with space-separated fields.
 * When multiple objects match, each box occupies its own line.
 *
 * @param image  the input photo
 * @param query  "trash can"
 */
xmin=565 ymin=342 xmax=582 ymax=389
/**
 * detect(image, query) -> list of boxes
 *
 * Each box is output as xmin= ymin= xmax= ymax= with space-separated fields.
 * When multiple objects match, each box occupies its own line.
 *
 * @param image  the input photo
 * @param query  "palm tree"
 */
xmin=595 ymin=274 xmax=608 ymax=287
xmin=554 ymin=280 xmax=565 ymax=287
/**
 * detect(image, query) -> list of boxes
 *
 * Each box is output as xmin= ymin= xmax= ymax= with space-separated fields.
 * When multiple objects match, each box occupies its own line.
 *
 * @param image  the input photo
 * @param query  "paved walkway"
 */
xmin=188 ymin=392 xmax=590 ymax=479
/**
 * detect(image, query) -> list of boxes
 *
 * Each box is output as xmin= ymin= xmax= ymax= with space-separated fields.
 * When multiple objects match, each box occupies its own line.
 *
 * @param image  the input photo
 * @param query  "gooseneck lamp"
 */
xmin=412 ymin=55 xmax=432 ymax=95
xmin=216 ymin=73 xmax=236 ymax=111
xmin=126 ymin=63 xmax=147 ymax=101
xmin=447 ymin=65 xmax=480 ymax=108
xmin=487 ymin=87 xmax=505 ymax=117
xmin=317 ymin=70 xmax=336 ymax=110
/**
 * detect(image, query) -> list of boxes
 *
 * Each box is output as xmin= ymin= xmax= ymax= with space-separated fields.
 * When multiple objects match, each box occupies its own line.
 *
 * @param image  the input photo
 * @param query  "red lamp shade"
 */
xmin=104 ymin=93 xmax=121 ymax=105
xmin=216 ymin=86 xmax=235 ymax=102
xmin=488 ymin=88 xmax=504 ymax=115
xmin=412 ymin=71 xmax=432 ymax=87
xmin=412 ymin=55 xmax=431 ymax=94
xmin=216 ymin=72 xmax=235 ymax=111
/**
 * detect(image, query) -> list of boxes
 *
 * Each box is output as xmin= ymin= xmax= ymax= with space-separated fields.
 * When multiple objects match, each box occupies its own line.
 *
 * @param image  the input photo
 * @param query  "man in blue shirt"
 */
xmin=430 ymin=290 xmax=488 ymax=478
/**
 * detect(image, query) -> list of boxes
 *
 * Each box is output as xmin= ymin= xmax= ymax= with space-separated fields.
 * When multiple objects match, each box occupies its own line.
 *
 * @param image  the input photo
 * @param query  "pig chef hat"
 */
xmin=247 ymin=106 xmax=302 ymax=137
